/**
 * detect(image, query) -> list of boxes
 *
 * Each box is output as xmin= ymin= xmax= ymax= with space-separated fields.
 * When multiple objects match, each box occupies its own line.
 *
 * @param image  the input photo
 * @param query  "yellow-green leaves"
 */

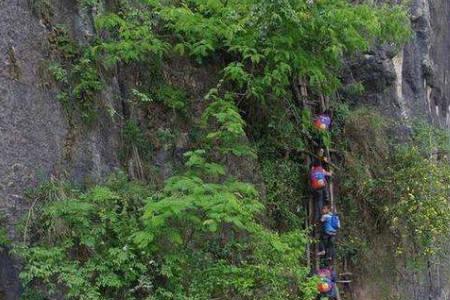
xmin=95 ymin=12 xmax=169 ymax=66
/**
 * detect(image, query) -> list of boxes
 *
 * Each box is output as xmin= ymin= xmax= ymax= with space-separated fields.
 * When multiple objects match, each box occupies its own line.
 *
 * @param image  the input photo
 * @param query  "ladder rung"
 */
xmin=336 ymin=280 xmax=352 ymax=284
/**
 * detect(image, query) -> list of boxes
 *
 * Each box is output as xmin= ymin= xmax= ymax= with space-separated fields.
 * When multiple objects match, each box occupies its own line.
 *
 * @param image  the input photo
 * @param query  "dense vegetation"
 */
xmin=14 ymin=0 xmax=450 ymax=300
xmin=335 ymin=110 xmax=450 ymax=271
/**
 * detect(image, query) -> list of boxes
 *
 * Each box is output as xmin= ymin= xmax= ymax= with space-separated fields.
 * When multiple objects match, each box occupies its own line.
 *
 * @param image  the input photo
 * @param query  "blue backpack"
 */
xmin=330 ymin=214 xmax=340 ymax=231
xmin=324 ymin=213 xmax=340 ymax=233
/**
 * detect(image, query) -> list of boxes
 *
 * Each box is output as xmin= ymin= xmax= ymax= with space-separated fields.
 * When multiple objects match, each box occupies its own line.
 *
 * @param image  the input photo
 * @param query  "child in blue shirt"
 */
xmin=318 ymin=204 xmax=339 ymax=263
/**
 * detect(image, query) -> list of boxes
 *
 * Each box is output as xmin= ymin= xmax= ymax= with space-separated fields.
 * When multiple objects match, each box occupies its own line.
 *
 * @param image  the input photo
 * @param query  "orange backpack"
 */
xmin=310 ymin=166 xmax=326 ymax=190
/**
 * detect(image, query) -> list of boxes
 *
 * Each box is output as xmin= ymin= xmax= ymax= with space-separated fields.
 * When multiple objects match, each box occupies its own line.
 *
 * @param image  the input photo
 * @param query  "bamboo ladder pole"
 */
xmin=319 ymin=95 xmax=336 ymax=213
xmin=299 ymin=79 xmax=324 ymax=271
xmin=299 ymin=78 xmax=314 ymax=271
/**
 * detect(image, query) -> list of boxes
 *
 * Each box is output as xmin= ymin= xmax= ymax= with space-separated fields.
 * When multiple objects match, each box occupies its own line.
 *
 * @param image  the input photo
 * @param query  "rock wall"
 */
xmin=345 ymin=0 xmax=450 ymax=129
xmin=398 ymin=0 xmax=450 ymax=128
xmin=0 ymin=1 xmax=121 ymax=298
xmin=428 ymin=0 xmax=450 ymax=128
xmin=351 ymin=0 xmax=450 ymax=299
xmin=399 ymin=1 xmax=450 ymax=298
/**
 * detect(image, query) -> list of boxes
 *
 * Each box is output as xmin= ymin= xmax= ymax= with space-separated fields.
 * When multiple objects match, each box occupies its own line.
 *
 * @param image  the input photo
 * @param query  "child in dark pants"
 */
xmin=318 ymin=205 xmax=339 ymax=263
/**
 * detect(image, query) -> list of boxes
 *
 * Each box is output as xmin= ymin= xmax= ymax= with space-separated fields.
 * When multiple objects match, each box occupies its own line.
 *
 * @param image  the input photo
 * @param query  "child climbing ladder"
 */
xmin=318 ymin=204 xmax=340 ymax=263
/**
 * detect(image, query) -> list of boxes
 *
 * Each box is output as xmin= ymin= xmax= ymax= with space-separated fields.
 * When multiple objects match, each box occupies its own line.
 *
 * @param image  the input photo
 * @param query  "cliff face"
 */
xmin=0 ymin=0 xmax=448 ymax=299
xmin=0 ymin=1 xmax=121 ymax=298
xmin=428 ymin=0 xmax=450 ymax=128
xmin=351 ymin=0 xmax=450 ymax=299
xmin=396 ymin=0 xmax=450 ymax=128
xmin=351 ymin=0 xmax=450 ymax=129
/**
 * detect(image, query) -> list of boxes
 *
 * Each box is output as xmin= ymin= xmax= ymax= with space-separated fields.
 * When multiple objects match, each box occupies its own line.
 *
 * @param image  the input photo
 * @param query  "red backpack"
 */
xmin=317 ymin=268 xmax=334 ymax=294
xmin=313 ymin=114 xmax=332 ymax=130
xmin=310 ymin=166 xmax=326 ymax=190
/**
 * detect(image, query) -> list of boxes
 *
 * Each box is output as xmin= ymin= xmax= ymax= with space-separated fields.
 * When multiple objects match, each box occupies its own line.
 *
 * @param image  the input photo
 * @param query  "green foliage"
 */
xmin=336 ymin=108 xmax=450 ymax=266
xmin=334 ymin=108 xmax=392 ymax=247
xmin=0 ymin=212 xmax=10 ymax=248
xmin=156 ymin=128 xmax=176 ymax=150
xmin=53 ymin=0 xmax=409 ymax=120
xmin=47 ymin=26 xmax=103 ymax=120
xmin=16 ymin=173 xmax=155 ymax=299
xmin=132 ymin=96 xmax=315 ymax=299
xmin=49 ymin=25 xmax=79 ymax=61
xmin=95 ymin=10 xmax=169 ymax=66
xmin=261 ymin=158 xmax=307 ymax=231
xmin=131 ymin=89 xmax=153 ymax=104
xmin=65 ymin=53 xmax=103 ymax=120
xmin=141 ymin=160 xmax=262 ymax=242
xmin=259 ymin=103 xmax=306 ymax=154
xmin=79 ymin=0 xmax=99 ymax=8
xmin=155 ymin=85 xmax=187 ymax=112
xmin=386 ymin=145 xmax=450 ymax=256
xmin=150 ymin=0 xmax=410 ymax=96
xmin=0 ymin=228 xmax=9 ymax=248
xmin=380 ymin=122 xmax=450 ymax=257
xmin=121 ymin=120 xmax=153 ymax=161
xmin=71 ymin=54 xmax=103 ymax=100
xmin=411 ymin=120 xmax=450 ymax=155
xmin=19 ymin=97 xmax=316 ymax=299
xmin=201 ymin=95 xmax=255 ymax=157
xmin=343 ymin=82 xmax=365 ymax=97
xmin=339 ymin=107 xmax=390 ymax=163
xmin=48 ymin=62 xmax=68 ymax=84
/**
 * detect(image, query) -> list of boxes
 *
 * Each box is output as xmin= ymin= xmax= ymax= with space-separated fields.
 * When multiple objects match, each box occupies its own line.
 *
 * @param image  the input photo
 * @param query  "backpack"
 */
xmin=317 ymin=269 xmax=334 ymax=294
xmin=317 ymin=278 xmax=332 ymax=293
xmin=330 ymin=214 xmax=341 ymax=231
xmin=324 ymin=213 xmax=340 ymax=233
xmin=310 ymin=167 xmax=327 ymax=190
xmin=313 ymin=114 xmax=331 ymax=130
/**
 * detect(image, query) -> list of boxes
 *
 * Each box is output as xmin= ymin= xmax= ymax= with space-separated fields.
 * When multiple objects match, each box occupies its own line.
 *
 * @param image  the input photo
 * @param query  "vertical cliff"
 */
xmin=0 ymin=1 xmax=121 ymax=298
xmin=351 ymin=0 xmax=450 ymax=128
xmin=396 ymin=0 xmax=450 ymax=128
xmin=400 ymin=1 xmax=450 ymax=298
xmin=350 ymin=0 xmax=450 ymax=299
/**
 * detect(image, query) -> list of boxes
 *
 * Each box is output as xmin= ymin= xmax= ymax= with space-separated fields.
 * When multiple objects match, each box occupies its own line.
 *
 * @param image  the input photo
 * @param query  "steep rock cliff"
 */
xmin=350 ymin=0 xmax=450 ymax=299
xmin=0 ymin=1 xmax=121 ymax=297
xmin=349 ymin=0 xmax=450 ymax=128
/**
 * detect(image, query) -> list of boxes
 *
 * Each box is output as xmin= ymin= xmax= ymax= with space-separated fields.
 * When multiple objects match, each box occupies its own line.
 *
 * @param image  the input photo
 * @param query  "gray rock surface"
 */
xmin=345 ymin=0 xmax=450 ymax=129
xmin=0 ymin=1 xmax=120 ymax=298
xmin=349 ymin=0 xmax=450 ymax=299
